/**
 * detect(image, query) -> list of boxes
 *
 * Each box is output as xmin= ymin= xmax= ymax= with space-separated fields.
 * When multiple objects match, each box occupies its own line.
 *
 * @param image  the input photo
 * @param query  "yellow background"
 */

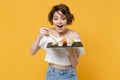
xmin=0 ymin=0 xmax=120 ymax=80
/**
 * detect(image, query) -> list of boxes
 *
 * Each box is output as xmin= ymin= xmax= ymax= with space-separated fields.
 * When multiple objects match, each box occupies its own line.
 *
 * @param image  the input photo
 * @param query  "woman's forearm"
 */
xmin=68 ymin=48 xmax=79 ymax=67
xmin=30 ymin=33 xmax=43 ymax=55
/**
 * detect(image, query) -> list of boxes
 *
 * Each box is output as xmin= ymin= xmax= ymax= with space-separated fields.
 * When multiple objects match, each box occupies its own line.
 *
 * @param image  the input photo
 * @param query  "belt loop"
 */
xmin=53 ymin=67 xmax=55 ymax=72
xmin=50 ymin=65 xmax=55 ymax=72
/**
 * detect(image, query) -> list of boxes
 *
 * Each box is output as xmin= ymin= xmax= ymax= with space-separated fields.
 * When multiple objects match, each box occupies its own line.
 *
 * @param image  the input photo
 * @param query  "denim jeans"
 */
xmin=46 ymin=65 xmax=78 ymax=80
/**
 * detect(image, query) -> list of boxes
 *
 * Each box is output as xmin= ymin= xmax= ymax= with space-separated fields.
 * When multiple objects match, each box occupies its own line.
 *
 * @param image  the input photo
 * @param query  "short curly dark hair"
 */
xmin=48 ymin=4 xmax=74 ymax=25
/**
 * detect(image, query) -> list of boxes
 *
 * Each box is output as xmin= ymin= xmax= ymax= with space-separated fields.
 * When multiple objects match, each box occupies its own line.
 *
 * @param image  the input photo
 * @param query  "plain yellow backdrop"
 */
xmin=0 ymin=0 xmax=120 ymax=80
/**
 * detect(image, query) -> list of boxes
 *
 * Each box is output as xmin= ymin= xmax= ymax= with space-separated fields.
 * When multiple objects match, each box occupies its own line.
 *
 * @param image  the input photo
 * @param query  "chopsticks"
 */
xmin=48 ymin=30 xmax=59 ymax=42
xmin=49 ymin=34 xmax=59 ymax=42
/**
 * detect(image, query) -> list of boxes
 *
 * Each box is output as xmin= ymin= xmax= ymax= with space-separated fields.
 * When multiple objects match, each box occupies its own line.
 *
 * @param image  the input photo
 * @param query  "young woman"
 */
xmin=30 ymin=4 xmax=85 ymax=80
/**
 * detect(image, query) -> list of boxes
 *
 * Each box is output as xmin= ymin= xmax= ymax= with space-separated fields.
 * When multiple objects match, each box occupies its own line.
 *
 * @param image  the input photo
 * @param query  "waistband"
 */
xmin=49 ymin=63 xmax=72 ymax=69
xmin=48 ymin=65 xmax=75 ymax=73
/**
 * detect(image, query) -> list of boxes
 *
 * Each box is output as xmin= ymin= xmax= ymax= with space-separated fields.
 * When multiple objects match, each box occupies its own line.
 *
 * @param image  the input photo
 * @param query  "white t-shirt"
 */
xmin=39 ymin=36 xmax=85 ymax=66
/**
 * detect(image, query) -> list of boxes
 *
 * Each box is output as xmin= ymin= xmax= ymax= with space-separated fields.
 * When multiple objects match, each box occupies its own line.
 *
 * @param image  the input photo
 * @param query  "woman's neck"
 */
xmin=58 ymin=29 xmax=68 ymax=37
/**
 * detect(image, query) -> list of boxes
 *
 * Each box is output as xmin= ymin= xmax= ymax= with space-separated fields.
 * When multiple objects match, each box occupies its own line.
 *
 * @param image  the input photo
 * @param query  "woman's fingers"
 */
xmin=40 ymin=27 xmax=50 ymax=36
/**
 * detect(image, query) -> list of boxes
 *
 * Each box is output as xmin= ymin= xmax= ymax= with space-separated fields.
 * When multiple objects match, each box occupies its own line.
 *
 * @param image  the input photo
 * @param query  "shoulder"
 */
xmin=68 ymin=29 xmax=80 ymax=39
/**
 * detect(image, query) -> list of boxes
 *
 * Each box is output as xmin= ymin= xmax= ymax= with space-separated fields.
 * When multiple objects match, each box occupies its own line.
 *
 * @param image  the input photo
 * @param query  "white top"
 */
xmin=39 ymin=36 xmax=85 ymax=66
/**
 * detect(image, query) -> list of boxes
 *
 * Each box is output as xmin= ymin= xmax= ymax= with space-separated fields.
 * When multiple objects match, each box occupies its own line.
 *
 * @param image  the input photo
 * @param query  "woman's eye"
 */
xmin=62 ymin=18 xmax=66 ymax=20
xmin=53 ymin=18 xmax=58 ymax=20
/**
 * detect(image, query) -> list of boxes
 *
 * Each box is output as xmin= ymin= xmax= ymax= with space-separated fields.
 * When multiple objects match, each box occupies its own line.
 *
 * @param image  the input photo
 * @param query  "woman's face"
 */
xmin=52 ymin=11 xmax=67 ymax=33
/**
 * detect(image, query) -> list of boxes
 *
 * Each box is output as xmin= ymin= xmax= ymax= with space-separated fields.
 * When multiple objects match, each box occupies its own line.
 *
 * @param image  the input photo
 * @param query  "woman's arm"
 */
xmin=68 ymin=48 xmax=79 ymax=68
xmin=68 ymin=31 xmax=81 ymax=67
xmin=30 ymin=33 xmax=43 ymax=55
xmin=30 ymin=27 xmax=49 ymax=55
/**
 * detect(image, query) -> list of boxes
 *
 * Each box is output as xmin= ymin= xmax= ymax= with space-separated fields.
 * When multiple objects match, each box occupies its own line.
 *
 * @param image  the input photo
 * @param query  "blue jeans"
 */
xmin=46 ymin=65 xmax=78 ymax=80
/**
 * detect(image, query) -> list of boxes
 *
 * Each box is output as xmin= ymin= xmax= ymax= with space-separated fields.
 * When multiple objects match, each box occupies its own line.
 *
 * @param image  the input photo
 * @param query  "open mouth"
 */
xmin=56 ymin=25 xmax=63 ymax=28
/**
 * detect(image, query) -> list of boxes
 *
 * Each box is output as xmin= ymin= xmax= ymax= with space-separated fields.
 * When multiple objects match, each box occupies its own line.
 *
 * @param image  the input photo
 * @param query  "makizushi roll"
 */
xmin=67 ymin=39 xmax=74 ymax=46
xmin=51 ymin=42 xmax=57 ymax=46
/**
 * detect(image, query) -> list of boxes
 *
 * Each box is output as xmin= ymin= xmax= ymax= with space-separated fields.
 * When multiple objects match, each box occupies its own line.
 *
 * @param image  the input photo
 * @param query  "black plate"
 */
xmin=47 ymin=42 xmax=83 ymax=48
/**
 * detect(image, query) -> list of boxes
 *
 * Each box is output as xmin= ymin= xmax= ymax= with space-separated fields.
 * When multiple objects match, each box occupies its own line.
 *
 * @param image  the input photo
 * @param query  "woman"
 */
xmin=30 ymin=4 xmax=85 ymax=80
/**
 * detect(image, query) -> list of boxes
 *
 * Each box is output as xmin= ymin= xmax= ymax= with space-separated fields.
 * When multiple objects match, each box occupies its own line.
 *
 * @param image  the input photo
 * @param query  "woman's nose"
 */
xmin=58 ymin=20 xmax=62 ymax=24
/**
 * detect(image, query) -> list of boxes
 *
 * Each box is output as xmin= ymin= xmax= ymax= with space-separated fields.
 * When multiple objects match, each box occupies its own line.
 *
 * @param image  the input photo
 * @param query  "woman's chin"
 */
xmin=56 ymin=29 xmax=63 ymax=33
xmin=58 ymin=30 xmax=64 ymax=33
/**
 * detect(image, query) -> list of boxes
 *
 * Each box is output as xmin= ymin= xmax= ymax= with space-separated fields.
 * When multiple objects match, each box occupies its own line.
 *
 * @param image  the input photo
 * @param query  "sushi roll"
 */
xmin=67 ymin=39 xmax=74 ymax=46
xmin=51 ymin=42 xmax=57 ymax=46
xmin=58 ymin=38 xmax=66 ymax=46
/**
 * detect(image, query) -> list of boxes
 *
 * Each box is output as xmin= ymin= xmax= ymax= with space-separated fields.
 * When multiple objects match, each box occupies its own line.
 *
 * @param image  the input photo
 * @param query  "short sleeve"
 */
xmin=39 ymin=36 xmax=48 ymax=50
xmin=74 ymin=39 xmax=85 ymax=56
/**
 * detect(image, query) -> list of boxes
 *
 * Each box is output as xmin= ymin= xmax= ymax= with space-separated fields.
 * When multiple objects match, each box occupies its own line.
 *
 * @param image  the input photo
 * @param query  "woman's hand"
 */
xmin=39 ymin=27 xmax=50 ymax=36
